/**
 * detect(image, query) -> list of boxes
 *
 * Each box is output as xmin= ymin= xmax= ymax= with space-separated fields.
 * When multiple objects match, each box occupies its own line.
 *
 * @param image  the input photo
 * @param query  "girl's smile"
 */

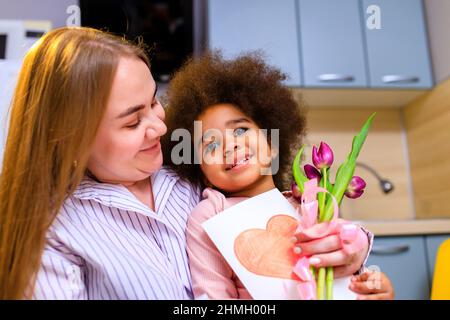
xmin=225 ymin=153 xmax=253 ymax=172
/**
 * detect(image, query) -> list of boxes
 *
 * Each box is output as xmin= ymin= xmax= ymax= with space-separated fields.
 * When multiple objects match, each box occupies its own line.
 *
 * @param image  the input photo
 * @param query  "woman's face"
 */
xmin=196 ymin=103 xmax=275 ymax=196
xmin=87 ymin=56 xmax=167 ymax=185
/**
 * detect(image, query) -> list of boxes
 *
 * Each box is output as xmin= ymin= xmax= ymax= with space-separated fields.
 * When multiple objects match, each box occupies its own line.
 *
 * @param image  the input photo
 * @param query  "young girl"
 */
xmin=163 ymin=52 xmax=394 ymax=300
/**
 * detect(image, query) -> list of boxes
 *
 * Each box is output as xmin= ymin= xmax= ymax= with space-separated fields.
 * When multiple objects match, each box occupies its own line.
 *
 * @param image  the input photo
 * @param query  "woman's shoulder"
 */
xmin=54 ymin=195 xmax=88 ymax=227
xmin=158 ymin=166 xmax=202 ymax=200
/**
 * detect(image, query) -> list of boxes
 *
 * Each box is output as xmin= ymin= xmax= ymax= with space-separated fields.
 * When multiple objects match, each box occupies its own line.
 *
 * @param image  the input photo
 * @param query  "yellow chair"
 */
xmin=431 ymin=238 xmax=450 ymax=299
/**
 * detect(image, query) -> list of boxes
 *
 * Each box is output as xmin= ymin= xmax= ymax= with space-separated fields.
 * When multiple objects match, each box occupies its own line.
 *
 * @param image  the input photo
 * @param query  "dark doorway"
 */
xmin=80 ymin=0 xmax=193 ymax=83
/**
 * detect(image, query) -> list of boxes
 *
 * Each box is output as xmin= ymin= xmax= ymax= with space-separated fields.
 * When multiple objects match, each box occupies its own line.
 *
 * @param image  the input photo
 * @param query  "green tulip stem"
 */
xmin=319 ymin=168 xmax=333 ymax=300
xmin=310 ymin=266 xmax=316 ymax=281
xmin=320 ymin=168 xmax=327 ymax=220
xmin=317 ymin=267 xmax=326 ymax=300
xmin=326 ymin=267 xmax=334 ymax=300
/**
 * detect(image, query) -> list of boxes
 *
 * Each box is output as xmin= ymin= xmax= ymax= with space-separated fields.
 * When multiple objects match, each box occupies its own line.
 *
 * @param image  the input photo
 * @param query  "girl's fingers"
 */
xmin=294 ymin=235 xmax=342 ymax=256
xmin=307 ymin=250 xmax=349 ymax=268
xmin=349 ymin=281 xmax=373 ymax=294
xmin=351 ymin=271 xmax=371 ymax=283
xmin=333 ymin=264 xmax=358 ymax=278
xmin=349 ymin=276 xmax=386 ymax=294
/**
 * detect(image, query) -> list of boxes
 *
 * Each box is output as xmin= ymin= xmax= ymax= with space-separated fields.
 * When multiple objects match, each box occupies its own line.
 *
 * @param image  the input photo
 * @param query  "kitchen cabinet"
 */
xmin=207 ymin=0 xmax=302 ymax=86
xmin=362 ymin=0 xmax=433 ymax=88
xmin=367 ymin=236 xmax=430 ymax=300
xmin=367 ymin=234 xmax=450 ymax=300
xmin=298 ymin=0 xmax=367 ymax=87
xmin=206 ymin=0 xmax=433 ymax=92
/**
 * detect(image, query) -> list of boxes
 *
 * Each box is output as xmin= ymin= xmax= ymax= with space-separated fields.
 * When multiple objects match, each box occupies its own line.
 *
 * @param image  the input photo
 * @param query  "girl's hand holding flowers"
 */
xmin=293 ymin=221 xmax=370 ymax=278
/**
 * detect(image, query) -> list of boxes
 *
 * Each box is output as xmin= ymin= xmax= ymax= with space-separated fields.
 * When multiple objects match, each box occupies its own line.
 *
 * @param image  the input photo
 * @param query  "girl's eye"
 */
xmin=205 ymin=141 xmax=220 ymax=154
xmin=126 ymin=119 xmax=141 ymax=129
xmin=234 ymin=127 xmax=248 ymax=136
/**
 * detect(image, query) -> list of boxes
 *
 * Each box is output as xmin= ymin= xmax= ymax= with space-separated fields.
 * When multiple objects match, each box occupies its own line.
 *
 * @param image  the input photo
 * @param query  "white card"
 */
xmin=202 ymin=188 xmax=356 ymax=300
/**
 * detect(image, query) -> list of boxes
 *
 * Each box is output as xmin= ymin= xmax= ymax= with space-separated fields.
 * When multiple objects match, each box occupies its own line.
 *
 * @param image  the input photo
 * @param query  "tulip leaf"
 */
xmin=292 ymin=146 xmax=308 ymax=194
xmin=322 ymin=113 xmax=376 ymax=221
xmin=318 ymin=176 xmax=325 ymax=219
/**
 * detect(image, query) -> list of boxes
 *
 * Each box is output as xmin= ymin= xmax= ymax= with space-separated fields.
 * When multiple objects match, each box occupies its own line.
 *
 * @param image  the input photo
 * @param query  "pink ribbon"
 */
xmin=291 ymin=179 xmax=366 ymax=300
xmin=293 ymin=257 xmax=316 ymax=300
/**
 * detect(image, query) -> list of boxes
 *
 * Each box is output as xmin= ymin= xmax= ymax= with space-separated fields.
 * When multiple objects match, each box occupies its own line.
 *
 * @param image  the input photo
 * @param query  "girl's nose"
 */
xmin=224 ymin=141 xmax=240 ymax=156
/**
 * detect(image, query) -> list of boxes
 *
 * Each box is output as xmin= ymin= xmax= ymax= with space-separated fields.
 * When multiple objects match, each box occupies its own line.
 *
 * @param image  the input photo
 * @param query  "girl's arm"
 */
xmin=186 ymin=198 xmax=241 ymax=300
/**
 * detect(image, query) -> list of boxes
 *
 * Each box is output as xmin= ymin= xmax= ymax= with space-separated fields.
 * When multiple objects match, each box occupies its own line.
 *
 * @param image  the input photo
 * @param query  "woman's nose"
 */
xmin=145 ymin=114 xmax=167 ymax=139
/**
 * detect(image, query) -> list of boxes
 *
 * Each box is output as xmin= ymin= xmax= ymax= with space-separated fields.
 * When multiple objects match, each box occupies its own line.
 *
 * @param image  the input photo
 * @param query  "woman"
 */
xmin=0 ymin=27 xmax=371 ymax=300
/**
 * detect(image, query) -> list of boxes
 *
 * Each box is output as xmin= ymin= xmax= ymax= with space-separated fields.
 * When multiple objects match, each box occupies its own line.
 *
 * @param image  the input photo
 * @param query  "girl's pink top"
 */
xmin=186 ymin=187 xmax=298 ymax=300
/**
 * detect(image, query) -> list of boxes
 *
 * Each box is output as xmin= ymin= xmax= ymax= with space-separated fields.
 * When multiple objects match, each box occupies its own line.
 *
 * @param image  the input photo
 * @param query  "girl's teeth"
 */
xmin=234 ymin=157 xmax=249 ymax=166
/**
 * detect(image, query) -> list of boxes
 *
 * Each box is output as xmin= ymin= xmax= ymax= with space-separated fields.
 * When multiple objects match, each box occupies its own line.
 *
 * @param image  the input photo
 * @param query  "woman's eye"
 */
xmin=205 ymin=141 xmax=219 ymax=154
xmin=234 ymin=127 xmax=248 ymax=136
xmin=126 ymin=119 xmax=141 ymax=129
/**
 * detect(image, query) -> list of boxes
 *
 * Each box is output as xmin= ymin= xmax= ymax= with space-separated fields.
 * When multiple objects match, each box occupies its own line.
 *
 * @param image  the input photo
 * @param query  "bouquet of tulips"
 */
xmin=291 ymin=113 xmax=376 ymax=300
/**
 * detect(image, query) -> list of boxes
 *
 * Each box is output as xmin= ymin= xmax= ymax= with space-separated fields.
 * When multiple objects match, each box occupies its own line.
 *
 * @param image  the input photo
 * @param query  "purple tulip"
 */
xmin=345 ymin=176 xmax=366 ymax=199
xmin=304 ymin=164 xmax=322 ymax=180
xmin=312 ymin=142 xmax=334 ymax=170
xmin=291 ymin=182 xmax=302 ymax=201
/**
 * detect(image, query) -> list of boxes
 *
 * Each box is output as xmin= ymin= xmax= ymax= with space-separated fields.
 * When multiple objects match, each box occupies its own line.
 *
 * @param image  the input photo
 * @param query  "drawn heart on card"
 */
xmin=234 ymin=214 xmax=299 ymax=280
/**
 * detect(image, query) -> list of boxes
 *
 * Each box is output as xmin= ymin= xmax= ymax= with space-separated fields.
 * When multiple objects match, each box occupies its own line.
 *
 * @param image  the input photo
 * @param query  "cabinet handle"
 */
xmin=317 ymin=74 xmax=355 ymax=82
xmin=382 ymin=75 xmax=420 ymax=84
xmin=371 ymin=244 xmax=410 ymax=255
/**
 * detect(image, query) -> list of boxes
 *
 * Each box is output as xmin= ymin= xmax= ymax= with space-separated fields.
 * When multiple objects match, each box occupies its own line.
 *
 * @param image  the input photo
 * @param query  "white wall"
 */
xmin=0 ymin=0 xmax=79 ymax=29
xmin=0 ymin=60 xmax=22 ymax=166
xmin=0 ymin=0 xmax=79 ymax=164
xmin=424 ymin=0 xmax=450 ymax=84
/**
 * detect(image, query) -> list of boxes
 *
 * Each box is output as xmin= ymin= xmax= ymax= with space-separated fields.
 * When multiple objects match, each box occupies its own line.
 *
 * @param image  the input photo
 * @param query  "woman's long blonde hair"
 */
xmin=0 ymin=27 xmax=150 ymax=299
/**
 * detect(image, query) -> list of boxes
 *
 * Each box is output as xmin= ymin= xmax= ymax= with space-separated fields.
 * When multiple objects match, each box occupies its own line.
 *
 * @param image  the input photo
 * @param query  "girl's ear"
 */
xmin=267 ymin=146 xmax=280 ymax=176
xmin=270 ymin=145 xmax=279 ymax=160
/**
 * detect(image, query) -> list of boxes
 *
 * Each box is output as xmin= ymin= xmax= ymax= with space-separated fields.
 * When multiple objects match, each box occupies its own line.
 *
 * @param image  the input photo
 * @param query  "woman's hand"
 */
xmin=349 ymin=271 xmax=395 ymax=300
xmin=293 ymin=220 xmax=370 ymax=278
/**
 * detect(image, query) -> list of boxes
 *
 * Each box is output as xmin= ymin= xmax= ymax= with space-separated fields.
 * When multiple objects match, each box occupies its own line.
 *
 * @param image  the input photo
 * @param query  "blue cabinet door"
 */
xmin=367 ymin=236 xmax=430 ymax=300
xmin=298 ymin=0 xmax=367 ymax=87
xmin=425 ymin=234 xmax=450 ymax=285
xmin=362 ymin=0 xmax=433 ymax=88
xmin=207 ymin=0 xmax=302 ymax=86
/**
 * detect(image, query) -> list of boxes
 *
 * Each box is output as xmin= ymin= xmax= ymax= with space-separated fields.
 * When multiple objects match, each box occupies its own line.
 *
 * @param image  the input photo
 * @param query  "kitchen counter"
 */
xmin=358 ymin=219 xmax=450 ymax=236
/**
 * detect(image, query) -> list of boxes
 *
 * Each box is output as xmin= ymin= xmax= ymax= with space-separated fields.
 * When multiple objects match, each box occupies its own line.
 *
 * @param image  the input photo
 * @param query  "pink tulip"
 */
xmin=345 ymin=176 xmax=366 ymax=199
xmin=312 ymin=142 xmax=334 ymax=170
xmin=304 ymin=164 xmax=322 ymax=180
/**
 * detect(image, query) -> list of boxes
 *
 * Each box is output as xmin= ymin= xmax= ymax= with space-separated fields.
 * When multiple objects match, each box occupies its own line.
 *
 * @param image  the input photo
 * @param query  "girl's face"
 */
xmin=196 ymin=103 xmax=276 ymax=197
xmin=87 ymin=57 xmax=167 ymax=185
